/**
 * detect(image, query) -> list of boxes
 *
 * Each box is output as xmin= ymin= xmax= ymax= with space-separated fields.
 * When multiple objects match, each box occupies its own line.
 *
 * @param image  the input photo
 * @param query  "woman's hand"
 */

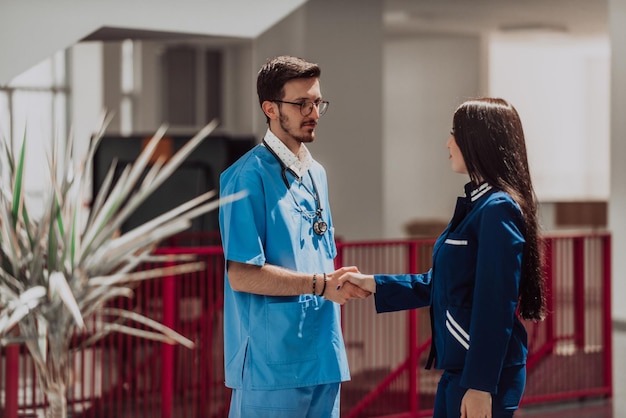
xmin=323 ymin=266 xmax=371 ymax=304
xmin=337 ymin=272 xmax=377 ymax=294
xmin=460 ymin=388 xmax=492 ymax=418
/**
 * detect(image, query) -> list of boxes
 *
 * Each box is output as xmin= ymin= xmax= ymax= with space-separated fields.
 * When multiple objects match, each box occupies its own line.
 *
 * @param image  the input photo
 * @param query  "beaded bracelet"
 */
xmin=312 ymin=273 xmax=317 ymax=296
xmin=320 ymin=273 xmax=328 ymax=297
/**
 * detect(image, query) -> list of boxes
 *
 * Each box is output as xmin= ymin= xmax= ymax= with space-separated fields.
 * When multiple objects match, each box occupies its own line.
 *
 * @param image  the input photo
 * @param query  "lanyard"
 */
xmin=262 ymin=140 xmax=328 ymax=235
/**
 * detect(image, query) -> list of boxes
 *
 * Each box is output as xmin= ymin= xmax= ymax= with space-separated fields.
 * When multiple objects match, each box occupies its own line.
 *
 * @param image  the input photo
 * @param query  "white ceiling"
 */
xmin=0 ymin=0 xmax=308 ymax=84
xmin=78 ymin=1 xmax=609 ymax=43
xmin=383 ymin=0 xmax=608 ymax=37
xmin=2 ymin=0 xmax=607 ymax=83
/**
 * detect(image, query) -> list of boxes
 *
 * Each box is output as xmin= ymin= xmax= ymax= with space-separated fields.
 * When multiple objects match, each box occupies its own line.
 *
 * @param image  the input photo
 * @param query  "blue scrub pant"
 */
xmin=228 ymin=383 xmax=341 ymax=418
xmin=433 ymin=365 xmax=525 ymax=418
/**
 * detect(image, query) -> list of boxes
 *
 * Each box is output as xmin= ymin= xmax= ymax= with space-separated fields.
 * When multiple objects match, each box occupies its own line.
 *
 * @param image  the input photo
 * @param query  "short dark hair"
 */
xmin=257 ymin=56 xmax=321 ymax=123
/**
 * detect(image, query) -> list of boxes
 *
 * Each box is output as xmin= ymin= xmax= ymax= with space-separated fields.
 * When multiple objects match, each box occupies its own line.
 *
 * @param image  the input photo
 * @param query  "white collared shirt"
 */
xmin=263 ymin=129 xmax=313 ymax=178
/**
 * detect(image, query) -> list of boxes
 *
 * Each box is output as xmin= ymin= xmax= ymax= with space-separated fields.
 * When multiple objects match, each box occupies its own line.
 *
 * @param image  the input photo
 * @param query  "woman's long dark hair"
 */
xmin=453 ymin=98 xmax=546 ymax=321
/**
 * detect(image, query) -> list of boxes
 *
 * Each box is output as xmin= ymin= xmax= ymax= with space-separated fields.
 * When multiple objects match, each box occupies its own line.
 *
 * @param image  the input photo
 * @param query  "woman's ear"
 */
xmin=262 ymin=101 xmax=279 ymax=121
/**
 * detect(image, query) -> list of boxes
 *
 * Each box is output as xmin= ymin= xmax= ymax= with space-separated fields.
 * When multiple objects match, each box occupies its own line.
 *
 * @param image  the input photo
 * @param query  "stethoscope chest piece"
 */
xmin=313 ymin=219 xmax=328 ymax=235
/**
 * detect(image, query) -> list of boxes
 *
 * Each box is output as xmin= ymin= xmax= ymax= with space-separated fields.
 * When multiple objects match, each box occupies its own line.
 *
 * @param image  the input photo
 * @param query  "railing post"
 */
xmin=544 ymin=238 xmax=555 ymax=346
xmin=573 ymin=237 xmax=586 ymax=349
xmin=408 ymin=241 xmax=419 ymax=414
xmin=162 ymin=273 xmax=176 ymax=418
xmin=408 ymin=310 xmax=418 ymax=414
xmin=5 ymin=345 xmax=19 ymax=418
xmin=336 ymin=241 xmax=345 ymax=330
xmin=602 ymin=235 xmax=613 ymax=396
xmin=334 ymin=238 xmax=344 ymax=270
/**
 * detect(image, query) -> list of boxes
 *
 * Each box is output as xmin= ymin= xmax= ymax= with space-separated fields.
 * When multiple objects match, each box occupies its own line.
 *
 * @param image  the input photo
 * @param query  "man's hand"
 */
xmin=322 ymin=266 xmax=371 ymax=304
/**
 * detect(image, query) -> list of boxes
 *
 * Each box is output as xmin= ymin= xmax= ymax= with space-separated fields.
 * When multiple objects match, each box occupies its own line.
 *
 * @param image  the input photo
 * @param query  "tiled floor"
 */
xmin=514 ymin=323 xmax=625 ymax=418
xmin=517 ymin=399 xmax=612 ymax=417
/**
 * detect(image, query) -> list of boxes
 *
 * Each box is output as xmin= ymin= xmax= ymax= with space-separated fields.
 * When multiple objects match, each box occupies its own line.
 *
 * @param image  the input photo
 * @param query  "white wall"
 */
xmin=253 ymin=7 xmax=308 ymax=136
xmin=222 ymin=44 xmax=255 ymax=136
xmin=609 ymin=0 xmax=626 ymax=324
xmin=302 ymin=0 xmax=385 ymax=241
xmin=383 ymin=35 xmax=483 ymax=238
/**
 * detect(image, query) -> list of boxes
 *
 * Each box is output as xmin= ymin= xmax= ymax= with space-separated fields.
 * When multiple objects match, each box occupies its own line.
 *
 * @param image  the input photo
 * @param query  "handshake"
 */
xmin=323 ymin=266 xmax=377 ymax=305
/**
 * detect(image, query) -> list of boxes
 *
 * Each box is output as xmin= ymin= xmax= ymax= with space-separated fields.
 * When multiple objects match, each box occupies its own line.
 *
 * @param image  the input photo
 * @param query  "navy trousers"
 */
xmin=432 ymin=365 xmax=526 ymax=418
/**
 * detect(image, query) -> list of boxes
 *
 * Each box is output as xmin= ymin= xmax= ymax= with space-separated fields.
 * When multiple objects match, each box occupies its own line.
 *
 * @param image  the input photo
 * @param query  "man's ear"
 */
xmin=261 ymin=101 xmax=279 ymax=121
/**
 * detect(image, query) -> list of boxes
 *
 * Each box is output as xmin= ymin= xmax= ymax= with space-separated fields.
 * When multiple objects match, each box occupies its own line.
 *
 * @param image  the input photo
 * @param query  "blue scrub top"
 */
xmin=219 ymin=143 xmax=350 ymax=390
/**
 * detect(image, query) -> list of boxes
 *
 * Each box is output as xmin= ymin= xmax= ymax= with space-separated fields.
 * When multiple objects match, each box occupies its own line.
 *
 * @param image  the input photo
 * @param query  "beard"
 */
xmin=279 ymin=113 xmax=316 ymax=143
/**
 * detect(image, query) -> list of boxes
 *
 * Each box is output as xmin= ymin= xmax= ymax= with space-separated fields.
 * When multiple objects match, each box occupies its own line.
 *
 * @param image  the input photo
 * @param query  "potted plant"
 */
xmin=0 ymin=116 xmax=239 ymax=418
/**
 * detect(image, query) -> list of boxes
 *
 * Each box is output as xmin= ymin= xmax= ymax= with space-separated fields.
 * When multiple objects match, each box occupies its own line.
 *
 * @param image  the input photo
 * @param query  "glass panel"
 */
xmin=54 ymin=92 xmax=68 ymax=146
xmin=12 ymin=90 xmax=53 ymax=144
xmin=52 ymin=92 xmax=68 ymax=180
xmin=12 ymin=91 xmax=54 ymax=219
xmin=163 ymin=47 xmax=196 ymax=126
xmin=52 ymin=49 xmax=67 ymax=87
xmin=205 ymin=50 xmax=222 ymax=123
xmin=121 ymin=39 xmax=134 ymax=93
xmin=0 ymin=91 xmax=9 ymax=189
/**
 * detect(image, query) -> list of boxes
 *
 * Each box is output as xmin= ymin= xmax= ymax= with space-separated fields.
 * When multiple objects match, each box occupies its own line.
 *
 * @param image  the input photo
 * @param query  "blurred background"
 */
xmin=1 ymin=0 xmax=624 ymax=416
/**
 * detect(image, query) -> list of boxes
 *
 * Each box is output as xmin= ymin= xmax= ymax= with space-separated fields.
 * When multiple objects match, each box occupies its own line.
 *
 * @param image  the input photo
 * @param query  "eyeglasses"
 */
xmin=273 ymin=99 xmax=330 ymax=117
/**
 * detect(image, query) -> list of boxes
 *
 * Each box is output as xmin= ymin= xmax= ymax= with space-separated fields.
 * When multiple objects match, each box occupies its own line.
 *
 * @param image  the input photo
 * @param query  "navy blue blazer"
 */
xmin=374 ymin=182 xmax=528 ymax=394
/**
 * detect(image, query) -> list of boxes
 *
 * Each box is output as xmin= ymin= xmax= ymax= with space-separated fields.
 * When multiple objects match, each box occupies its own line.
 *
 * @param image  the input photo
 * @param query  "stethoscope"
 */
xmin=262 ymin=140 xmax=328 ymax=236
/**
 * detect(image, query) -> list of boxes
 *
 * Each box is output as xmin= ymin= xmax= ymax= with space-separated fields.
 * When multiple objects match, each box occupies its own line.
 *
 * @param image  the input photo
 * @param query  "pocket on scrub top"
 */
xmin=265 ymin=300 xmax=320 ymax=364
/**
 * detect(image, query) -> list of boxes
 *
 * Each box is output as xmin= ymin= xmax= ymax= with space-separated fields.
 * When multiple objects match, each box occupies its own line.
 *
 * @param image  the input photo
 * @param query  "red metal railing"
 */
xmin=337 ymin=233 xmax=613 ymax=417
xmin=0 ymin=232 xmax=612 ymax=417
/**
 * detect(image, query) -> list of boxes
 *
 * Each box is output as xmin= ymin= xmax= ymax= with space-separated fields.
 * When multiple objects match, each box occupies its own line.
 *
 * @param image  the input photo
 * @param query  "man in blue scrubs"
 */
xmin=219 ymin=56 xmax=370 ymax=417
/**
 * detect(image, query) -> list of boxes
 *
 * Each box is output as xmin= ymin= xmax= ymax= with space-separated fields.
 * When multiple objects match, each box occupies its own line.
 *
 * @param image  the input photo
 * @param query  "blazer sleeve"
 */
xmin=373 ymin=270 xmax=433 ymax=313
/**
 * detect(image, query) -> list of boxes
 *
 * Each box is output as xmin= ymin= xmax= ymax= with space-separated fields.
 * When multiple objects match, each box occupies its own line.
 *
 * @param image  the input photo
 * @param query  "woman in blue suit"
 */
xmin=339 ymin=98 xmax=546 ymax=418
